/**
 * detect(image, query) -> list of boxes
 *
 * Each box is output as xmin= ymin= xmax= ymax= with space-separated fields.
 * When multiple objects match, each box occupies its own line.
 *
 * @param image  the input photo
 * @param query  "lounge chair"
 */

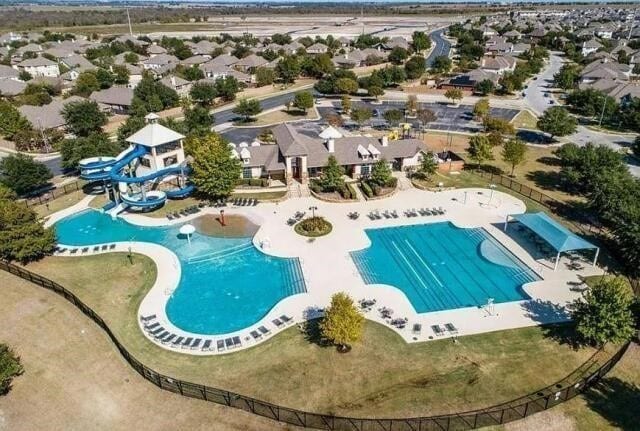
xmin=140 ymin=314 xmax=156 ymax=322
xmin=173 ymin=212 xmax=181 ymax=219
xmin=272 ymin=318 xmax=284 ymax=329
xmin=431 ymin=325 xmax=445 ymax=337
xmin=167 ymin=214 xmax=174 ymax=220
xmin=109 ymin=244 xmax=116 ymax=250
xmin=172 ymin=336 xmax=185 ymax=345
xmin=252 ymin=199 xmax=258 ymax=206
xmin=156 ymin=331 xmax=169 ymax=339
xmin=81 ymin=247 xmax=89 ymax=253
xmin=150 ymin=326 xmax=164 ymax=336
xmin=191 ymin=338 xmax=202 ymax=349
xmin=145 ymin=322 xmax=160 ymax=331
xmin=93 ymin=246 xmax=100 ymax=252
xmin=70 ymin=248 xmax=79 ymax=254
xmin=101 ymin=245 xmax=108 ymax=251
xmin=217 ymin=340 xmax=225 ymax=351
xmin=444 ymin=323 xmax=458 ymax=335
xmin=181 ymin=337 xmax=193 ymax=348
xmin=202 ymin=340 xmax=212 ymax=351
xmin=412 ymin=323 xmax=422 ymax=335
xmin=225 ymin=338 xmax=234 ymax=350
xmin=232 ymin=336 xmax=241 ymax=348
xmin=258 ymin=326 xmax=271 ymax=336
xmin=162 ymin=334 xmax=176 ymax=344
xmin=250 ymin=330 xmax=262 ymax=340
xmin=280 ymin=315 xmax=293 ymax=325
xmin=438 ymin=206 xmax=446 ymax=214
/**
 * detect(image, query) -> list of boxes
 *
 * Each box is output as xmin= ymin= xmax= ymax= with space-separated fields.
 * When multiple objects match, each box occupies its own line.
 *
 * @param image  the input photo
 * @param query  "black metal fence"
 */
xmin=1 ymin=260 xmax=631 ymax=431
xmin=22 ymin=181 xmax=84 ymax=208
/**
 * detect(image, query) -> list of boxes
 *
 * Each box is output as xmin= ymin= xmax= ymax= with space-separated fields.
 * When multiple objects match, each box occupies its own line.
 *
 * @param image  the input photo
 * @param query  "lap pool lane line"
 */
xmin=383 ymin=228 xmax=448 ymax=311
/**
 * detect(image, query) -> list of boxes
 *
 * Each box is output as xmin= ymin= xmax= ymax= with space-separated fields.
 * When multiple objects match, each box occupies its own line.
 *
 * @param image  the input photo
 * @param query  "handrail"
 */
xmin=1 ymin=259 xmax=631 ymax=431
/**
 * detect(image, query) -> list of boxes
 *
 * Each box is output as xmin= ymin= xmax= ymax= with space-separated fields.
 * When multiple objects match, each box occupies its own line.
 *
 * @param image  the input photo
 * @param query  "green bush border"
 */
xmin=294 ymin=218 xmax=333 ymax=237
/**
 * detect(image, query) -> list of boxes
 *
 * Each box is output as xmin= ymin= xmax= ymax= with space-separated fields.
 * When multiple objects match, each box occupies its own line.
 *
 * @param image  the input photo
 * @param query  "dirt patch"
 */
xmin=192 ymin=214 xmax=259 ymax=238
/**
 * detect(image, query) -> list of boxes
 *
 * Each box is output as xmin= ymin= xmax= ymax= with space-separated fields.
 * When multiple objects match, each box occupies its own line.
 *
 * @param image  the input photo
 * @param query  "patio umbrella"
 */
xmin=179 ymin=224 xmax=196 ymax=244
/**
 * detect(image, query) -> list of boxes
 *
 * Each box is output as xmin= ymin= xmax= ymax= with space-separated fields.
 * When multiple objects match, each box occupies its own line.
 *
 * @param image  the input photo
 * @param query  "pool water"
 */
xmin=350 ymin=222 xmax=539 ymax=313
xmin=55 ymin=210 xmax=306 ymax=334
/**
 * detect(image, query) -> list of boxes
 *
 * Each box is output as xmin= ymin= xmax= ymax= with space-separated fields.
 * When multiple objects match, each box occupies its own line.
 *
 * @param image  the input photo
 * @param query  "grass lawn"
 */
xmin=32 ymin=189 xmax=89 ymax=218
xmin=246 ymin=107 xmax=319 ymax=127
xmin=510 ymin=110 xmax=539 ymax=130
xmin=422 ymin=132 xmax=578 ymax=202
xmin=230 ymin=190 xmax=287 ymax=201
xmin=18 ymin=253 xmax=620 ymax=419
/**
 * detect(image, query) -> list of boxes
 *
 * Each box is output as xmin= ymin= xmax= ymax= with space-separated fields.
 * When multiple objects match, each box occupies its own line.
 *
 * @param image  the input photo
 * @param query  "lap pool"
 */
xmin=350 ymin=222 xmax=539 ymax=313
xmin=55 ymin=210 xmax=306 ymax=334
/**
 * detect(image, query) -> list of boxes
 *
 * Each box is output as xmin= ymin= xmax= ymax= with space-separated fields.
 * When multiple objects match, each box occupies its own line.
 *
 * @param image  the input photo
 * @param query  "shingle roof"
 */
xmin=89 ymin=87 xmax=134 ymax=107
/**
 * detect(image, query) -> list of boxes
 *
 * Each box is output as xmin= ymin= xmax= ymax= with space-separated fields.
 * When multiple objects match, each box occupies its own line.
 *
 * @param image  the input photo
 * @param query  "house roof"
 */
xmin=0 ymin=65 xmax=19 ymax=79
xmin=17 ymin=56 xmax=57 ymax=67
xmin=89 ymin=87 xmax=134 ymax=107
xmin=126 ymin=123 xmax=185 ymax=147
xmin=234 ymin=53 xmax=268 ymax=68
xmin=0 ymin=78 xmax=27 ymax=96
xmin=18 ymin=95 xmax=84 ymax=129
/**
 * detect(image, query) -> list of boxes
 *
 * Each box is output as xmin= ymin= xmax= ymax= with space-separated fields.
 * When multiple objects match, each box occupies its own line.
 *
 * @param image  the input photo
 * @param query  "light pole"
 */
xmin=598 ymin=96 xmax=608 ymax=127
xmin=309 ymin=205 xmax=318 ymax=219
xmin=488 ymin=184 xmax=497 ymax=205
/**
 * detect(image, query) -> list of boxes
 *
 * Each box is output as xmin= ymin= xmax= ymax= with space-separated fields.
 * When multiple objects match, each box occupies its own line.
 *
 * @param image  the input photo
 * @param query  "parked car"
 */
xmin=549 ymin=100 xmax=554 ymax=105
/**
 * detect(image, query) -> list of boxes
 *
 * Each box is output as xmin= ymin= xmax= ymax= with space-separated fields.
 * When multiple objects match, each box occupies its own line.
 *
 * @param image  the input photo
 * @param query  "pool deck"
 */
xmin=48 ymin=186 xmax=603 ymax=355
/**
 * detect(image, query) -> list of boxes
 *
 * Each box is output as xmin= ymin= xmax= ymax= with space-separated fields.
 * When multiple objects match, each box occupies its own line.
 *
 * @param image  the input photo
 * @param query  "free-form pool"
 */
xmin=350 ymin=222 xmax=539 ymax=313
xmin=55 ymin=209 xmax=306 ymax=334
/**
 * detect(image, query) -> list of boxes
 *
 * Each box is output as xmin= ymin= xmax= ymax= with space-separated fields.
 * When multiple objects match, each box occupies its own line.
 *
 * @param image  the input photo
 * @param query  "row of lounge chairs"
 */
xmin=57 ymin=244 xmax=117 ymax=255
xmin=347 ymin=212 xmax=360 ymax=220
xmin=140 ymin=313 xmax=294 ymax=353
xmin=368 ymin=210 xmax=398 ymax=220
xmin=167 ymin=205 xmax=202 ymax=220
xmin=232 ymin=197 xmax=258 ymax=207
xmin=405 ymin=207 xmax=446 ymax=218
xmin=431 ymin=323 xmax=459 ymax=337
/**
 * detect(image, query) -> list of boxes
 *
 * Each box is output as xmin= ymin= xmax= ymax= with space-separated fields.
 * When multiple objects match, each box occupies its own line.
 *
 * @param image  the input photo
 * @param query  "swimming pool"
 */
xmin=55 ymin=210 xmax=306 ymax=334
xmin=350 ymin=222 xmax=539 ymax=313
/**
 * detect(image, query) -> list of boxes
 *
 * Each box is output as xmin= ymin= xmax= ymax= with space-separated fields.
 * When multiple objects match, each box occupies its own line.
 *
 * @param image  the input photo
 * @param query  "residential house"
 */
xmin=160 ymin=75 xmax=192 ymax=96
xmin=579 ymin=58 xmax=631 ymax=84
xmin=233 ymin=54 xmax=269 ymax=74
xmin=209 ymin=54 xmax=239 ymax=68
xmin=147 ymin=44 xmax=168 ymax=57
xmin=18 ymin=96 xmax=85 ymax=130
xmin=582 ymin=39 xmax=603 ymax=56
xmin=141 ymin=54 xmax=179 ymax=71
xmin=480 ymin=56 xmax=516 ymax=75
xmin=89 ymin=87 xmax=134 ymax=114
xmin=439 ymin=68 xmax=500 ymax=91
xmin=306 ymin=43 xmax=328 ymax=55
xmin=181 ymin=55 xmax=210 ymax=67
xmin=0 ymin=79 xmax=27 ymax=97
xmin=15 ymin=56 xmax=60 ymax=77
xmin=0 ymin=64 xmax=19 ymax=80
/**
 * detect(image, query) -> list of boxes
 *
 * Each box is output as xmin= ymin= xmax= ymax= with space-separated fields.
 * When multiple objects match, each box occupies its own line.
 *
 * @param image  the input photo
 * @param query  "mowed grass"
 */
xmin=20 ymin=253 xmax=616 ymax=419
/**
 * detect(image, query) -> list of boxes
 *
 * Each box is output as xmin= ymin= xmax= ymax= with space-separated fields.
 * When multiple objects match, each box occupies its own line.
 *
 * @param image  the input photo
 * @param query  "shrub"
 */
xmin=372 ymin=184 xmax=382 ymax=196
xmin=360 ymin=181 xmax=373 ymax=198
xmin=295 ymin=216 xmax=332 ymax=237
xmin=0 ymin=344 xmax=23 ymax=395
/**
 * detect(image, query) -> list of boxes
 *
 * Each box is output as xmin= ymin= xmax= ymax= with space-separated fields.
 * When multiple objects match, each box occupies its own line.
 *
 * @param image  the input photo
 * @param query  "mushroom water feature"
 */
xmin=179 ymin=223 xmax=196 ymax=245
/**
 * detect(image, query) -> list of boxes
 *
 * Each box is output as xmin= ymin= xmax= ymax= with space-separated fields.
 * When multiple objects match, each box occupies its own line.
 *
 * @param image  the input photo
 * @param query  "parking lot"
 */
xmin=319 ymin=100 xmax=520 ymax=133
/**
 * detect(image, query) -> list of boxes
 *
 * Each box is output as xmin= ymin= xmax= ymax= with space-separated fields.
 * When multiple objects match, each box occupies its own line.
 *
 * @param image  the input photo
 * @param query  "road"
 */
xmin=524 ymin=52 xmax=639 ymax=176
xmin=0 ymin=150 xmax=64 ymax=176
xmin=425 ymin=29 xmax=451 ymax=68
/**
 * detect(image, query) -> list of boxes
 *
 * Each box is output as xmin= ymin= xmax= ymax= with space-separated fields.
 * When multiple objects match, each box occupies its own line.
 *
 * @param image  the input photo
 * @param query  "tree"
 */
xmin=404 ymin=55 xmax=426 ymax=80
xmin=350 ymin=107 xmax=372 ymax=127
xmin=570 ymin=277 xmax=635 ymax=347
xmin=369 ymin=159 xmax=393 ymax=186
xmin=116 ymin=115 xmax=146 ymax=146
xmin=189 ymin=133 xmax=241 ymax=198
xmin=62 ymin=100 xmax=107 ymax=137
xmin=388 ymin=47 xmax=409 ymax=65
xmin=444 ymin=88 xmax=463 ymax=105
xmin=383 ymin=109 xmax=403 ymax=127
xmin=501 ymin=138 xmax=527 ymax=176
xmin=183 ymin=65 xmax=204 ymax=81
xmin=334 ymin=77 xmax=358 ymax=94
xmin=473 ymin=98 xmax=490 ymax=120
xmin=134 ymin=76 xmax=179 ymax=112
xmin=124 ymin=52 xmax=139 ymax=64
xmin=112 ymin=64 xmax=129 ymax=85
xmin=60 ymin=132 xmax=122 ymax=170
xmin=466 ymin=134 xmax=494 ymax=169
xmin=537 ymin=106 xmax=577 ymax=139
xmin=0 ymin=154 xmax=52 ymax=196
xmin=293 ymin=91 xmax=314 ymax=113
xmin=0 ymin=186 xmax=56 ymax=263
xmin=483 ymin=116 xmax=515 ymax=136
xmin=367 ymin=85 xmax=384 ymax=100
xmin=255 ymin=67 xmax=276 ymax=87
xmin=633 ymin=136 xmax=640 ymax=158
xmin=474 ymin=79 xmax=495 ymax=96
xmin=0 ymin=100 xmax=31 ymax=140
xmin=341 ymin=95 xmax=351 ymax=114
xmin=276 ymin=56 xmax=300 ymax=84
xmin=73 ymin=71 xmax=100 ymax=96
xmin=189 ymin=82 xmax=217 ymax=106
xmin=431 ymin=55 xmax=452 ymax=74
xmin=214 ymin=76 xmax=240 ymax=102
xmin=95 ymin=68 xmax=115 ymax=89
xmin=405 ymin=95 xmax=418 ymax=115
xmin=554 ymin=63 xmax=581 ymax=90
xmin=416 ymin=108 xmax=437 ymax=131
xmin=411 ymin=31 xmax=431 ymax=52
xmin=232 ymin=98 xmax=262 ymax=122
xmin=319 ymin=292 xmax=364 ymax=352
xmin=317 ymin=155 xmax=345 ymax=191
xmin=416 ymin=152 xmax=438 ymax=180
xmin=183 ymin=104 xmax=213 ymax=138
